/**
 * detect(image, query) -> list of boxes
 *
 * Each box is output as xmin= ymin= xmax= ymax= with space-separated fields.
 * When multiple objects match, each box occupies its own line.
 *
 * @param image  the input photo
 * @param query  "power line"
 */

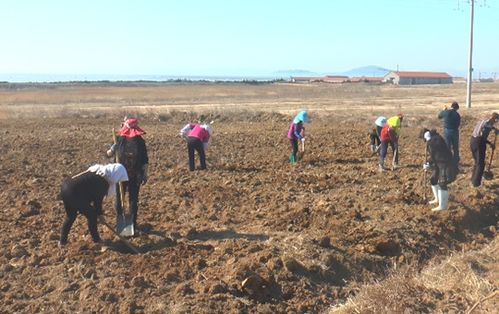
xmin=378 ymin=0 xmax=467 ymax=11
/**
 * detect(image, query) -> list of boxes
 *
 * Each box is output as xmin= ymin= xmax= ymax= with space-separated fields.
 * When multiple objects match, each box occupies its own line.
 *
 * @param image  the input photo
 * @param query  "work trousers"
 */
xmin=187 ymin=137 xmax=206 ymax=171
xmin=444 ymin=128 xmax=460 ymax=165
xmin=470 ymin=137 xmax=487 ymax=187
xmin=379 ymin=140 xmax=399 ymax=165
xmin=369 ymin=131 xmax=380 ymax=146
xmin=430 ymin=162 xmax=452 ymax=190
xmin=290 ymin=139 xmax=299 ymax=161
xmin=60 ymin=199 xmax=100 ymax=244
xmin=115 ymin=177 xmax=141 ymax=227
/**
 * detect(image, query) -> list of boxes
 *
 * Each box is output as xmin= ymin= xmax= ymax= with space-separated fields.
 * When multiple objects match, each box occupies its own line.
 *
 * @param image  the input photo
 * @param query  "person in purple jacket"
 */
xmin=287 ymin=111 xmax=310 ymax=164
xmin=180 ymin=122 xmax=213 ymax=171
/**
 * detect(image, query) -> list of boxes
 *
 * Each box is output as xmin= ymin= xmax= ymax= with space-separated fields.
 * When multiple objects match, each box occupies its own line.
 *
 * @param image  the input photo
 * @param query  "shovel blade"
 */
xmin=116 ymin=215 xmax=125 ymax=232
xmin=120 ymin=222 xmax=135 ymax=237
xmin=116 ymin=214 xmax=135 ymax=237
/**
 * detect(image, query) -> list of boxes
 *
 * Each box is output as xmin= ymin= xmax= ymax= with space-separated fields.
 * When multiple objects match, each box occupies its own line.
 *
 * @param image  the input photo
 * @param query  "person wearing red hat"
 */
xmin=107 ymin=117 xmax=149 ymax=231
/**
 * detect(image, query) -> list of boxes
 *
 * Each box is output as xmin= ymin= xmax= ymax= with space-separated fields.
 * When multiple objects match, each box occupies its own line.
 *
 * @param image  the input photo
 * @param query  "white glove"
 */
xmin=301 ymin=138 xmax=305 ymax=142
xmin=423 ymin=163 xmax=430 ymax=170
xmin=106 ymin=144 xmax=116 ymax=157
xmin=180 ymin=124 xmax=192 ymax=137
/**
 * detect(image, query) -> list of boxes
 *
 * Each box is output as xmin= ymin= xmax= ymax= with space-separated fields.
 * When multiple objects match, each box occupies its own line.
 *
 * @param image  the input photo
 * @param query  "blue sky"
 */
xmin=1 ymin=0 xmax=498 ymax=77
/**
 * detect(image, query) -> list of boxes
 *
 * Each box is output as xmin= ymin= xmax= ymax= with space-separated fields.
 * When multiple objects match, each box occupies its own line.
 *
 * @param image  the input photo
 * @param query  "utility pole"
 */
xmin=466 ymin=0 xmax=475 ymax=109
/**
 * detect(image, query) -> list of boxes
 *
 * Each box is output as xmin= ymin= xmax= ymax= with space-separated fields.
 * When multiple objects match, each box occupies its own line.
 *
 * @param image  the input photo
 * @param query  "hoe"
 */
xmin=483 ymin=131 xmax=497 ymax=180
xmin=99 ymin=216 xmax=139 ymax=254
xmin=112 ymin=128 xmax=135 ymax=237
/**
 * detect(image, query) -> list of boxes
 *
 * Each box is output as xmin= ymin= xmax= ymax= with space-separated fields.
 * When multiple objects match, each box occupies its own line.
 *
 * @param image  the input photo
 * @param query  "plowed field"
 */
xmin=0 ymin=82 xmax=497 ymax=313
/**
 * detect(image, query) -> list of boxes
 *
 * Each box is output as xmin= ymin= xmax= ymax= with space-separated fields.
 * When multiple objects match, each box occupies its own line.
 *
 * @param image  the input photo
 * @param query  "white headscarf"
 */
xmin=88 ymin=163 xmax=129 ymax=196
xmin=424 ymin=131 xmax=432 ymax=142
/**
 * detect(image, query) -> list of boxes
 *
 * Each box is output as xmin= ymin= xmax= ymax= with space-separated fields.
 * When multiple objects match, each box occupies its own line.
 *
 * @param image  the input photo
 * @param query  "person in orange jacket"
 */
xmin=379 ymin=113 xmax=403 ymax=171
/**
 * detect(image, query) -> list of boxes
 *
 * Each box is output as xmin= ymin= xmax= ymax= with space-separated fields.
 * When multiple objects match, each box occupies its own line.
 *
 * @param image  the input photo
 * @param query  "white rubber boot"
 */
xmin=432 ymin=189 xmax=448 ymax=212
xmin=429 ymin=185 xmax=439 ymax=204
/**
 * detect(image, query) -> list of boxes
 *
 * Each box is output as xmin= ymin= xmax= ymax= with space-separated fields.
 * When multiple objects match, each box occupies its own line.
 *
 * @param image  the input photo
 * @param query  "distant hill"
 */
xmin=273 ymin=69 xmax=319 ymax=77
xmin=338 ymin=66 xmax=391 ymax=77
xmin=274 ymin=66 xmax=391 ymax=78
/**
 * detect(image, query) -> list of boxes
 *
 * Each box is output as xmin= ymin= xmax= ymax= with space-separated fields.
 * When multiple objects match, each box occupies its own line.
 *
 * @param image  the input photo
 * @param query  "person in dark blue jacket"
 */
xmin=438 ymin=102 xmax=461 ymax=166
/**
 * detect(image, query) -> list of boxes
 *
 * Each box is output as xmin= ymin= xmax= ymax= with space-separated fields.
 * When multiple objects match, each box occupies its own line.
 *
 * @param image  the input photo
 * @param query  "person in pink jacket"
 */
xmin=180 ymin=122 xmax=213 ymax=171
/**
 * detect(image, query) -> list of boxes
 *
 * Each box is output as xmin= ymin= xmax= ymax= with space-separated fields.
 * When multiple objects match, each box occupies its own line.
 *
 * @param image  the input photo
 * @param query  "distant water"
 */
xmin=0 ymin=73 xmax=286 ymax=83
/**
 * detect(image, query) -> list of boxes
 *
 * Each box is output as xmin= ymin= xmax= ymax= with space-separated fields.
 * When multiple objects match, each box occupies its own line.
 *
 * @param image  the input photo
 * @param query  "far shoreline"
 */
xmin=0 ymin=79 xmax=288 ymax=88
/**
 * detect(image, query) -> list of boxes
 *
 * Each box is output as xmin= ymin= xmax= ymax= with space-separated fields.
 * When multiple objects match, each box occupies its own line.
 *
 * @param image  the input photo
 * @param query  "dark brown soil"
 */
xmin=0 ymin=112 xmax=497 ymax=313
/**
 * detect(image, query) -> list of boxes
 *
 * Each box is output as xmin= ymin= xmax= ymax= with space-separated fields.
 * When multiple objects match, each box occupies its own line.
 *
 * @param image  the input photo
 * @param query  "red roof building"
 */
xmin=322 ymin=76 xmax=349 ymax=83
xmin=350 ymin=76 xmax=384 ymax=83
xmin=384 ymin=71 xmax=453 ymax=85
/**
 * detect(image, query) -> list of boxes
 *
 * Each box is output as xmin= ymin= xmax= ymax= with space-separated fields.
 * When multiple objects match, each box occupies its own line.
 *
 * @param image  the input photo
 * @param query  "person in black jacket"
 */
xmin=420 ymin=128 xmax=457 ymax=212
xmin=470 ymin=112 xmax=498 ymax=187
xmin=368 ymin=128 xmax=380 ymax=154
xmin=59 ymin=163 xmax=128 ymax=247
xmin=438 ymin=101 xmax=461 ymax=166
xmin=107 ymin=118 xmax=149 ymax=230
